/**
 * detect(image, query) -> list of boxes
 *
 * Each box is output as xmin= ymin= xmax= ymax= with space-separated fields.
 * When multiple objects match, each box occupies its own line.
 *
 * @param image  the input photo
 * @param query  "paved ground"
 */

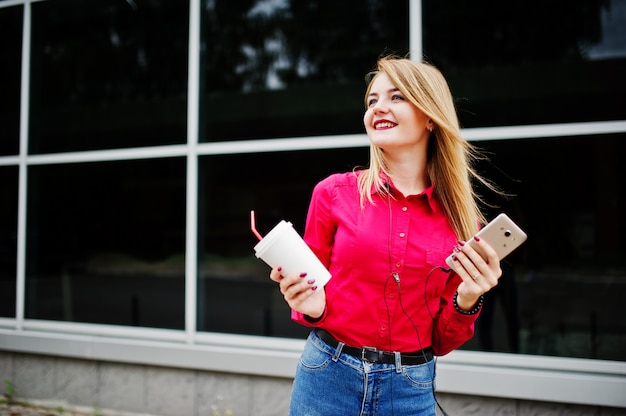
xmin=0 ymin=399 xmax=152 ymax=416
xmin=0 ymin=402 xmax=92 ymax=416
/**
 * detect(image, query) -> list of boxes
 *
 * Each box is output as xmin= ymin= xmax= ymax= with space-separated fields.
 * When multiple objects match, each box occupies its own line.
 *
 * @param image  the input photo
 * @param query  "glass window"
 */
xmin=198 ymin=132 xmax=626 ymax=362
xmin=199 ymin=0 xmax=409 ymax=142
xmin=0 ymin=5 xmax=22 ymax=156
xmin=25 ymin=158 xmax=186 ymax=329
xmin=423 ymin=0 xmax=626 ymax=127
xmin=28 ymin=0 xmax=189 ymax=154
xmin=460 ymin=133 xmax=625 ymax=361
xmin=0 ymin=166 xmax=19 ymax=317
xmin=197 ymin=148 xmax=368 ymax=336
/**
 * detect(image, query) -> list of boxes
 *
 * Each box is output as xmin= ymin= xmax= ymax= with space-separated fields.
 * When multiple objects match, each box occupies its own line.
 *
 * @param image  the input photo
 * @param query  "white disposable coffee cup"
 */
xmin=254 ymin=220 xmax=331 ymax=288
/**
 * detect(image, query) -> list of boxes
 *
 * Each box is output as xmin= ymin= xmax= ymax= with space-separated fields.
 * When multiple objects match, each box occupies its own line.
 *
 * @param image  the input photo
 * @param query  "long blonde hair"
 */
xmin=357 ymin=55 xmax=493 ymax=241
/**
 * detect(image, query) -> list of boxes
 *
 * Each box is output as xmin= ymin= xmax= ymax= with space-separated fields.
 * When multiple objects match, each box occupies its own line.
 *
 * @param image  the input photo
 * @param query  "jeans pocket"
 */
xmin=299 ymin=336 xmax=333 ymax=372
xmin=401 ymin=361 xmax=436 ymax=389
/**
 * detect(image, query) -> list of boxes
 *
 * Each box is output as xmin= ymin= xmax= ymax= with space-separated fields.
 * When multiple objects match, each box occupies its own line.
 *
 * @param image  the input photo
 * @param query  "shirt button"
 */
xmin=399 ymin=232 xmax=405 ymax=238
xmin=389 ymin=293 xmax=395 ymax=299
xmin=381 ymin=325 xmax=386 ymax=331
xmin=402 ymin=206 xmax=408 ymax=212
xmin=396 ymin=262 xmax=401 ymax=268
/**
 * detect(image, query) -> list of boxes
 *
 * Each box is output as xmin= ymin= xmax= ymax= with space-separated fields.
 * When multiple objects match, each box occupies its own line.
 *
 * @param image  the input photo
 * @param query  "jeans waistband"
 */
xmin=315 ymin=329 xmax=433 ymax=365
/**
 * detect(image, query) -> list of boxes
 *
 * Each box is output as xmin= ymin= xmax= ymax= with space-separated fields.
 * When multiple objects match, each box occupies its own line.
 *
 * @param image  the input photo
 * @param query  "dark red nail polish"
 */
xmin=307 ymin=279 xmax=315 ymax=285
xmin=311 ymin=286 xmax=318 ymax=291
xmin=474 ymin=235 xmax=481 ymax=242
xmin=457 ymin=240 xmax=465 ymax=246
xmin=277 ymin=267 xmax=282 ymax=272
xmin=299 ymin=272 xmax=308 ymax=278
xmin=452 ymin=254 xmax=458 ymax=261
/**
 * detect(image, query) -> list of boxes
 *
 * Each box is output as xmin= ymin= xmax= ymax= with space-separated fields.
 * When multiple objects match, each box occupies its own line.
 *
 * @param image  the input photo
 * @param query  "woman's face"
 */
xmin=363 ymin=73 xmax=432 ymax=152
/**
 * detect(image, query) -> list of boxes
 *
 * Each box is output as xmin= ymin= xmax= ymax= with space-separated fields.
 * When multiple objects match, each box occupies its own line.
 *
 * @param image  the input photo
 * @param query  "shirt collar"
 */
xmin=373 ymin=174 xmax=439 ymax=213
xmin=420 ymin=185 xmax=439 ymax=213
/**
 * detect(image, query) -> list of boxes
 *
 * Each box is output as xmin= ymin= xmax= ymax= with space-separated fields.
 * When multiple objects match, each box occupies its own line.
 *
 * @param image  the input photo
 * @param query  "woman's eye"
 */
xmin=368 ymin=98 xmax=378 ymax=106
xmin=391 ymin=94 xmax=405 ymax=101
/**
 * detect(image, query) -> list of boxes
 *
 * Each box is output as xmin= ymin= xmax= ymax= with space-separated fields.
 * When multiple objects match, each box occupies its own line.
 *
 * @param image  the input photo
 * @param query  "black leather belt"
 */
xmin=315 ymin=329 xmax=433 ymax=365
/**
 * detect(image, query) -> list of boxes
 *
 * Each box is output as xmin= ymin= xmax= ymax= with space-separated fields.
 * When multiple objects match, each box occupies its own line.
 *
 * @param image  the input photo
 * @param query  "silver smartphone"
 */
xmin=445 ymin=213 xmax=527 ymax=273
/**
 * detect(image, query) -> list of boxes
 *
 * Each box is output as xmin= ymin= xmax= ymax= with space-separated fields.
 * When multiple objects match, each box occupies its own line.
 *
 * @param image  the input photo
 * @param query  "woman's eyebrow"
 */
xmin=368 ymin=88 xmax=400 ymax=97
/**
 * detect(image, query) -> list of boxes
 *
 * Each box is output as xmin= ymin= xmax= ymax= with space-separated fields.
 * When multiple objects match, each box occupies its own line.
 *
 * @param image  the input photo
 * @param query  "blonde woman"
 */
xmin=270 ymin=56 xmax=503 ymax=415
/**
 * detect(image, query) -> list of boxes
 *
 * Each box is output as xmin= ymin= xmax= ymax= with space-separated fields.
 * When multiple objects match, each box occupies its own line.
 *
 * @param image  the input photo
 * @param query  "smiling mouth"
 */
xmin=374 ymin=121 xmax=397 ymax=129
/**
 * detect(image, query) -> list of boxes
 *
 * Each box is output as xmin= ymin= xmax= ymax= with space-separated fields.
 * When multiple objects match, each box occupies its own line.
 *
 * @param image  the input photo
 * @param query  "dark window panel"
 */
xmin=197 ymin=148 xmax=369 ymax=337
xmin=461 ymin=133 xmax=626 ymax=361
xmin=28 ymin=0 xmax=189 ymax=154
xmin=25 ymin=158 xmax=186 ymax=329
xmin=0 ymin=5 xmax=23 ymax=155
xmin=0 ymin=166 xmax=19 ymax=317
xmin=423 ymin=0 xmax=626 ymax=127
xmin=199 ymin=0 xmax=409 ymax=142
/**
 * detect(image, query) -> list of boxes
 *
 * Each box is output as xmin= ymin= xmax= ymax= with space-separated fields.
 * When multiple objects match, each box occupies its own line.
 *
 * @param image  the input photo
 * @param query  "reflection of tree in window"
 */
xmin=201 ymin=0 xmax=409 ymax=93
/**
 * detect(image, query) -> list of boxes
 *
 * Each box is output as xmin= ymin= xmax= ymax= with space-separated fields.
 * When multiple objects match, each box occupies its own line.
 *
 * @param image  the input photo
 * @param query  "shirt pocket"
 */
xmin=424 ymin=248 xmax=452 ymax=301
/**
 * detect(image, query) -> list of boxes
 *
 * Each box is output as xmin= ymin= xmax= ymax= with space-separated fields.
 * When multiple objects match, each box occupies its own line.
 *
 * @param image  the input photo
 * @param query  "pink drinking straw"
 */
xmin=250 ymin=210 xmax=263 ymax=241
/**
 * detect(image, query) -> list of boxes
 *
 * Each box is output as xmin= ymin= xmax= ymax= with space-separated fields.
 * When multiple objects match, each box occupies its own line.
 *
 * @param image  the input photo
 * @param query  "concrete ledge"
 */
xmin=1 ymin=325 xmax=625 ymax=409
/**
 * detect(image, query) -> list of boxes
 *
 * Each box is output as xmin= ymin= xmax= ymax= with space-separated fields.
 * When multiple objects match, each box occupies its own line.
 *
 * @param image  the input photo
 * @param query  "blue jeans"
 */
xmin=290 ymin=330 xmax=437 ymax=416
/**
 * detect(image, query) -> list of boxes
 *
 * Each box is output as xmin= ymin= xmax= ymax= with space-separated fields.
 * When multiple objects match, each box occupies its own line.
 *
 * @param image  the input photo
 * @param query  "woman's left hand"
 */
xmin=449 ymin=236 xmax=502 ymax=311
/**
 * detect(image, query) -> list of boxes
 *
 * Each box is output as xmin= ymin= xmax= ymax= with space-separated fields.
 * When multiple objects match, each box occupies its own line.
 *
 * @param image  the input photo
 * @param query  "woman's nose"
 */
xmin=372 ymin=100 xmax=389 ymax=113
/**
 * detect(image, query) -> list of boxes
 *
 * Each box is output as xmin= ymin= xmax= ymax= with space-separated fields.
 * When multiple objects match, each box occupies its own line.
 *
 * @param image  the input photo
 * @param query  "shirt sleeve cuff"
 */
xmin=443 ymin=298 xmax=481 ymax=327
xmin=292 ymin=308 xmax=326 ymax=327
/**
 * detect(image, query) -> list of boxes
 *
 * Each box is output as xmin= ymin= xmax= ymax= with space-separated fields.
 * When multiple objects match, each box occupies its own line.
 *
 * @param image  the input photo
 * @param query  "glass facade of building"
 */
xmin=1 ymin=0 xmax=625 ymax=375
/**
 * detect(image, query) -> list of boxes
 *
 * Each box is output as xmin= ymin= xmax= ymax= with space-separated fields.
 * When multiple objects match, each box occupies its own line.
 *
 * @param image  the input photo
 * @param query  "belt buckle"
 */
xmin=361 ymin=346 xmax=381 ymax=363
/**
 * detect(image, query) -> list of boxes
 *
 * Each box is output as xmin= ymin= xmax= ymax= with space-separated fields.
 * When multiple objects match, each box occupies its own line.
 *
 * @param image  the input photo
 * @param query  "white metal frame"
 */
xmin=0 ymin=0 xmax=625 ymax=409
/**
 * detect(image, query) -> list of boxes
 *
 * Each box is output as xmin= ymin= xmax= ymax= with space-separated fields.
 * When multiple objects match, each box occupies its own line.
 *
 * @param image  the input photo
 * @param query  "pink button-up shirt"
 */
xmin=292 ymin=171 xmax=480 ymax=356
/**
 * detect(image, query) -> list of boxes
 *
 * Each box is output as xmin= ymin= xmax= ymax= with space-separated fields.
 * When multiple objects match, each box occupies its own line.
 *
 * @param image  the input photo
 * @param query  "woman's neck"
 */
xmin=386 ymin=157 xmax=430 ymax=196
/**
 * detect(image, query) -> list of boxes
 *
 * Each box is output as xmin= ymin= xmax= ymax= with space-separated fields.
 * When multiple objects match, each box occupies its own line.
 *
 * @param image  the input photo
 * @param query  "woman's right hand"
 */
xmin=270 ymin=267 xmax=326 ymax=319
